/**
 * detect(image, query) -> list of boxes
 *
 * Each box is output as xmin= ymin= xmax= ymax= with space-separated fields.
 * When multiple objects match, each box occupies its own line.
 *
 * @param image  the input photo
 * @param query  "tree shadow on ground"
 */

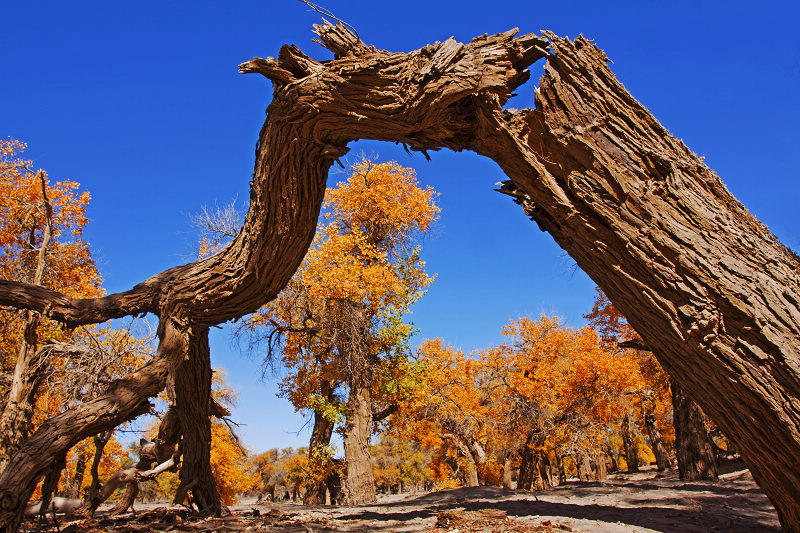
xmin=333 ymin=485 xmax=779 ymax=533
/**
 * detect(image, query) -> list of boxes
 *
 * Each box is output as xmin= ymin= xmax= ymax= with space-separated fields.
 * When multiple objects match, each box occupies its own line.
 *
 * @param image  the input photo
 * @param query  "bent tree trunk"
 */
xmin=235 ymin=26 xmax=800 ymax=526
xmin=672 ymin=380 xmax=718 ymax=481
xmin=1 ymin=20 xmax=800 ymax=531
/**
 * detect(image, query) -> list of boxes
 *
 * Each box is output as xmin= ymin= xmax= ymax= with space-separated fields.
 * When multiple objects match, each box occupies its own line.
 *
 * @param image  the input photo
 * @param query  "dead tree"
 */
xmin=0 ymin=20 xmax=799 ymax=531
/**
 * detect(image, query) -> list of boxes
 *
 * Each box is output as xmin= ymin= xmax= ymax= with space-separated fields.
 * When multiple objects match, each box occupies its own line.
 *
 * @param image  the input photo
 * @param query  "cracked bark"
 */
xmin=673 ymin=380 xmax=718 ymax=481
xmin=0 ymin=20 xmax=797 ymax=531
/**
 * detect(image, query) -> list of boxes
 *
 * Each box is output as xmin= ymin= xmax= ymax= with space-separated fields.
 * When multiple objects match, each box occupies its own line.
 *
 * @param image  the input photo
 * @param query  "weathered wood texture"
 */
xmin=672 ymin=380 xmax=718 ymax=481
xmin=0 ymin=355 xmax=168 ymax=531
xmin=0 ymin=21 xmax=798 ymax=530
xmin=490 ymin=35 xmax=800 ymax=530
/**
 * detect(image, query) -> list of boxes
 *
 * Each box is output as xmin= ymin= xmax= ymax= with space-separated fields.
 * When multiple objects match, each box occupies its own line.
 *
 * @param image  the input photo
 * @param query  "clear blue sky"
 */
xmin=2 ymin=1 xmax=798 ymax=452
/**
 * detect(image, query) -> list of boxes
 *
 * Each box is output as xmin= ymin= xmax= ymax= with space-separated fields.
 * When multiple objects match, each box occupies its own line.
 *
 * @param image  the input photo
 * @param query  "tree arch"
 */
xmin=0 ymin=21 xmax=799 ymax=532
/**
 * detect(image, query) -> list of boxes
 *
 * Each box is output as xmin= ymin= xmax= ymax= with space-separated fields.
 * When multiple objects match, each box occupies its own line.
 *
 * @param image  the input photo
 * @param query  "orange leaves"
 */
xmin=253 ymin=157 xmax=438 ymax=417
xmin=323 ymin=160 xmax=439 ymax=248
xmin=210 ymin=422 xmax=257 ymax=505
xmin=0 ymin=138 xmax=98 ymax=293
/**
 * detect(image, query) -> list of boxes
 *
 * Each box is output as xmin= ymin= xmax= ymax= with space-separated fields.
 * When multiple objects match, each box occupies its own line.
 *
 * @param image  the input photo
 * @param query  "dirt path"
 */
xmin=24 ymin=469 xmax=780 ymax=532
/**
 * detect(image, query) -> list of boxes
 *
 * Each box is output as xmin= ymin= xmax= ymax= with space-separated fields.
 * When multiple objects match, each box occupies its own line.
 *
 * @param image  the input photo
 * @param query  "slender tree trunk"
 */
xmin=621 ymin=413 xmax=639 ymax=473
xmin=672 ymin=380 xmax=718 ymax=481
xmin=644 ymin=409 xmax=671 ymax=472
xmin=557 ymin=456 xmax=567 ymax=484
xmin=502 ymin=456 xmax=513 ymax=489
xmin=577 ymin=454 xmax=592 ymax=482
xmin=38 ymin=453 xmax=66 ymax=520
xmin=304 ymin=380 xmax=335 ymax=505
xmin=0 ymin=316 xmax=44 ymax=473
xmin=340 ymin=381 xmax=376 ymax=504
xmin=0 ymin=173 xmax=53 ymax=474
xmin=608 ymin=452 xmax=619 ymax=473
xmin=77 ymin=430 xmax=112 ymax=516
xmin=68 ymin=451 xmax=87 ymax=498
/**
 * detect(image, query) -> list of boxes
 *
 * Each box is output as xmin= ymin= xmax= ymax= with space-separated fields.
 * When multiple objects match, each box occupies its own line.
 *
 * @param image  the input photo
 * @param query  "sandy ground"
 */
xmin=23 ymin=468 xmax=780 ymax=532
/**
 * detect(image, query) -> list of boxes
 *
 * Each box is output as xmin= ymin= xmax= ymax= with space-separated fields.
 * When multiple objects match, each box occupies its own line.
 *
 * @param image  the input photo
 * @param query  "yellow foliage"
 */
xmin=210 ymin=422 xmax=258 ymax=505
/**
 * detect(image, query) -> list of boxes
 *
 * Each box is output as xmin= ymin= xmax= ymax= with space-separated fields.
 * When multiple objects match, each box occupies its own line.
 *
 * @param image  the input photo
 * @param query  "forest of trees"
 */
xmin=0 ymin=138 xmax=730 ymax=519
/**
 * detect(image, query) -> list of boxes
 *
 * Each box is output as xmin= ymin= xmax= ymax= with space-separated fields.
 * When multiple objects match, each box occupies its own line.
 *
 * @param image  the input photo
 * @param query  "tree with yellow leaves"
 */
xmin=0 ymin=138 xmax=103 ymax=472
xmin=249 ymin=158 xmax=438 ymax=504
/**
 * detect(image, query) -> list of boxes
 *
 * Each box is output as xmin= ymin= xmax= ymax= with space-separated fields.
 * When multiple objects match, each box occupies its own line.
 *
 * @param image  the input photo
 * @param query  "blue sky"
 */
xmin=2 ymin=1 xmax=798 ymax=452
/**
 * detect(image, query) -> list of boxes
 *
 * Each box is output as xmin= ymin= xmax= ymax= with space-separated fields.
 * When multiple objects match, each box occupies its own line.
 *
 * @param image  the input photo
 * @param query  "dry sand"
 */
xmin=24 ymin=467 xmax=780 ymax=532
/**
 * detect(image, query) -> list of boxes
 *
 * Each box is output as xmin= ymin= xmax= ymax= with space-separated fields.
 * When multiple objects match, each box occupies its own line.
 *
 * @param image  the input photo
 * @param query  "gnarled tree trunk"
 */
xmin=172 ymin=324 xmax=224 ymax=515
xmin=672 ymin=380 xmax=718 ymax=481
xmin=1 ymin=20 xmax=800 ymax=531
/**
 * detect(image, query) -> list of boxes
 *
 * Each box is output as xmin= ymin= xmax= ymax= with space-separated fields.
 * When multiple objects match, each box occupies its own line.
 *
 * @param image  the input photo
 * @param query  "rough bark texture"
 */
xmin=0 ymin=20 xmax=799 ymax=531
xmin=673 ymin=380 xmax=718 ymax=481
xmin=621 ymin=413 xmax=640 ymax=473
xmin=0 ymin=316 xmax=42 ymax=474
xmin=591 ymin=455 xmax=608 ymax=481
xmin=0 ymin=352 xmax=168 ymax=531
xmin=644 ymin=408 xmax=671 ymax=472
xmin=171 ymin=324 xmax=224 ymax=515
xmin=340 ymin=382 xmax=376 ymax=504
xmin=304 ymin=381 xmax=335 ymax=505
